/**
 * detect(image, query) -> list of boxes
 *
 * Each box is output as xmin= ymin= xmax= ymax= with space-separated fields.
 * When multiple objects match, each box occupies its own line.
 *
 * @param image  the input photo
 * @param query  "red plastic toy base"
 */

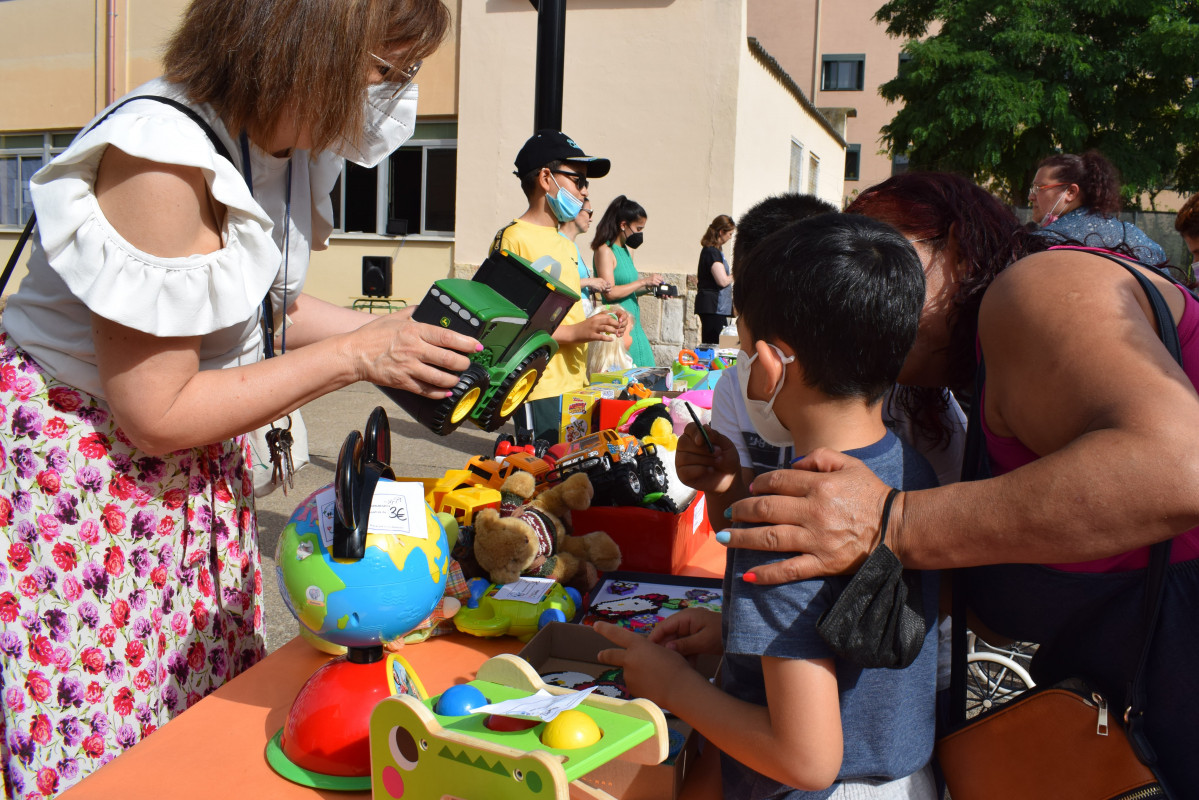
xmin=277 ymin=655 xmax=392 ymax=778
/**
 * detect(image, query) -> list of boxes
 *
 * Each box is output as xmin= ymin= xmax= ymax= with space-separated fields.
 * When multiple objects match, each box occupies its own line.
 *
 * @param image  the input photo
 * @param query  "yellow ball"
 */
xmin=540 ymin=709 xmax=602 ymax=750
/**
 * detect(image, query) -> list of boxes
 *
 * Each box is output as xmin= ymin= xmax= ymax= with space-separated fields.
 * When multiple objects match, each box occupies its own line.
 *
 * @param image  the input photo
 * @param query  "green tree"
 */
xmin=876 ymin=0 xmax=1199 ymax=204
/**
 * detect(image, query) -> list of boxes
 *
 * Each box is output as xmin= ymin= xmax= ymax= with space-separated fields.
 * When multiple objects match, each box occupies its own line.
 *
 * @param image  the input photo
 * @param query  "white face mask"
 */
xmin=1039 ymin=192 xmax=1066 ymax=227
xmin=736 ymin=346 xmax=795 ymax=447
xmin=330 ymin=83 xmax=418 ymax=167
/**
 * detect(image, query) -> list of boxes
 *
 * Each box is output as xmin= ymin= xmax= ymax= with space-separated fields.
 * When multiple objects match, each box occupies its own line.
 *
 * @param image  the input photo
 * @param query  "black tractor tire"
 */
xmin=474 ymin=347 xmax=552 ymax=432
xmin=426 ymin=363 xmax=491 ymax=436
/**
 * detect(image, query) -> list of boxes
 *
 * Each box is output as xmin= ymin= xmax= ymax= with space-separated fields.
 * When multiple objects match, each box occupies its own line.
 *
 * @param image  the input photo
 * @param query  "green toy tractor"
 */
xmin=378 ymin=249 xmax=580 ymax=436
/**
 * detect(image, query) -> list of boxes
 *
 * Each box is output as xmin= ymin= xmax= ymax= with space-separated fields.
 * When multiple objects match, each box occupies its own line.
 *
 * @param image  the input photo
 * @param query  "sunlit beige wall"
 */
xmin=0 ymin=0 xmax=107 ymax=128
xmin=456 ymin=0 xmax=747 ymax=275
xmin=749 ymin=0 xmax=907 ymax=201
xmin=733 ymin=43 xmax=845 ymax=215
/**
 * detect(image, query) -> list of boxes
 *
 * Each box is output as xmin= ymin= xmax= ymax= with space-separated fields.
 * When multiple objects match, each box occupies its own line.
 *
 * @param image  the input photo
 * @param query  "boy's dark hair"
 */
xmin=733 ymin=213 xmax=924 ymax=403
xmin=732 ymin=193 xmax=838 ymax=278
xmin=519 ymin=159 xmax=563 ymax=199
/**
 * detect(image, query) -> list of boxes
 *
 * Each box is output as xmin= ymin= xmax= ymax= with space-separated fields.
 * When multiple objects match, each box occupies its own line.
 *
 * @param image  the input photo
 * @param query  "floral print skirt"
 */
xmin=0 ymin=334 xmax=265 ymax=799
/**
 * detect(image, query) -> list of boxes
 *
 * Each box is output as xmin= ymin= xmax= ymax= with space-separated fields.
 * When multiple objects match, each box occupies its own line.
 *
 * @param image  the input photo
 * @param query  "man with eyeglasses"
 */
xmin=490 ymin=130 xmax=630 ymax=443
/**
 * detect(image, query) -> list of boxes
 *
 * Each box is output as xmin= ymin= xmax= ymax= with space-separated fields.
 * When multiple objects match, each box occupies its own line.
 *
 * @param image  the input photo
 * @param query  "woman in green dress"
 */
xmin=592 ymin=195 xmax=662 ymax=366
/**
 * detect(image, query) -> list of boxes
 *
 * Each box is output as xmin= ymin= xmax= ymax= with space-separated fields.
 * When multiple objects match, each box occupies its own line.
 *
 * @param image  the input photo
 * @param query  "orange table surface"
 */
xmin=61 ymin=536 xmax=728 ymax=800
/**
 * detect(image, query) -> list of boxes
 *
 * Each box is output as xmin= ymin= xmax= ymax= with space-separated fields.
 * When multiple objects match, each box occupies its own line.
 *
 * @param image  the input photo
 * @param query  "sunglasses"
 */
xmin=550 ymin=169 xmax=588 ymax=191
xmin=369 ymin=52 xmax=422 ymax=100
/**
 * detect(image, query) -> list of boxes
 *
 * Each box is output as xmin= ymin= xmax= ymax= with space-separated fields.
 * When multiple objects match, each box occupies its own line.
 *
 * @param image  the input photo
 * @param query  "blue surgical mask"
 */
xmin=546 ymin=175 xmax=584 ymax=223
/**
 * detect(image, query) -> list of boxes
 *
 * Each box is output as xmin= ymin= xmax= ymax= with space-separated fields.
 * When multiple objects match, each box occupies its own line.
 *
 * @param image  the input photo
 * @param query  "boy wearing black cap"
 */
xmin=493 ymin=131 xmax=629 ymax=425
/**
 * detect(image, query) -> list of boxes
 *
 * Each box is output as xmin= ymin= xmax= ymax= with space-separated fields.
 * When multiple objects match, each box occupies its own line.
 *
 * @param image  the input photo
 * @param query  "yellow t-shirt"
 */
xmin=492 ymin=218 xmax=587 ymax=400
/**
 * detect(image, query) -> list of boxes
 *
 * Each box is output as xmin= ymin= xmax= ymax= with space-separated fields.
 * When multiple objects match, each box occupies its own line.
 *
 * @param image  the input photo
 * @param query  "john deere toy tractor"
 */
xmin=378 ymin=249 xmax=579 ymax=436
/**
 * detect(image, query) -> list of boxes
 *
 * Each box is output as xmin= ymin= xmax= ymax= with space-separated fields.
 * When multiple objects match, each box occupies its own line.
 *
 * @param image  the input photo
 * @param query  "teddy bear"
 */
xmin=472 ymin=471 xmax=621 ymax=591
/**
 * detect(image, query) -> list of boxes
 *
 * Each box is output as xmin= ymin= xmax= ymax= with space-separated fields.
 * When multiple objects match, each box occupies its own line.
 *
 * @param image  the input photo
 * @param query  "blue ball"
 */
xmin=436 ymin=684 xmax=489 ymax=717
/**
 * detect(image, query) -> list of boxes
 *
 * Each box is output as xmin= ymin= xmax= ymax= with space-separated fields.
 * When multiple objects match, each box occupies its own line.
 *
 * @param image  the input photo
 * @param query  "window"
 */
xmin=332 ymin=122 xmax=457 ymax=236
xmin=891 ymin=153 xmax=910 ymax=177
xmin=789 ymin=138 xmax=804 ymax=193
xmin=1 ymin=132 xmax=75 ymax=227
xmin=807 ymin=153 xmax=821 ymax=196
xmin=844 ymin=145 xmax=861 ymax=182
xmin=821 ymin=55 xmax=865 ymax=91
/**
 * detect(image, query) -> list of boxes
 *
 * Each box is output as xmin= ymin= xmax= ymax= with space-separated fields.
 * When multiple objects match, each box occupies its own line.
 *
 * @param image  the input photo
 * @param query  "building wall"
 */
xmin=749 ymin=0 xmax=906 ymax=202
xmin=733 ymin=43 xmax=845 ymax=215
xmin=455 ymin=0 xmax=746 ymax=276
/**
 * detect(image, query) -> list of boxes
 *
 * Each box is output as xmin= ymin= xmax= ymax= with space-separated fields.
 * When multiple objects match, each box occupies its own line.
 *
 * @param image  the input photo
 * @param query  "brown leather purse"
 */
xmin=936 ymin=679 xmax=1166 ymax=799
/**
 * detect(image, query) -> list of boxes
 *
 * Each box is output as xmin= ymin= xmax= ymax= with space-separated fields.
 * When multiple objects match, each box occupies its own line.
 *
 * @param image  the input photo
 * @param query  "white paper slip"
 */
xmin=493 ymin=577 xmax=556 ymax=604
xmin=366 ymin=480 xmax=430 ymax=538
xmin=472 ymin=687 xmax=597 ymax=722
xmin=315 ymin=486 xmax=336 ymax=550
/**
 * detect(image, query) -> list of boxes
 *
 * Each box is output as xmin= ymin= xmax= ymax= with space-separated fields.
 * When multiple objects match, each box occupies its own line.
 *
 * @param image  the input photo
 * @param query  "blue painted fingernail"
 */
xmin=714 ymin=530 xmax=730 ymax=545
xmin=722 ymin=507 xmax=732 ymax=520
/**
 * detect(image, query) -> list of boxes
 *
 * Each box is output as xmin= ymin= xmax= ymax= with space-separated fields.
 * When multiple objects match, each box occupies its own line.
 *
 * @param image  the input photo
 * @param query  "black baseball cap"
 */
xmin=513 ymin=130 xmax=610 ymax=179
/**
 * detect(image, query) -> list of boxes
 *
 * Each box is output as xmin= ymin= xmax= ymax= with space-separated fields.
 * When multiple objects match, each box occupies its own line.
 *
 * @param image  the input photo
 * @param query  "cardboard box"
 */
xmin=593 ymin=397 xmax=638 ymax=432
xmin=571 ymin=491 xmax=713 ymax=574
xmin=519 ymin=622 xmax=718 ymax=800
xmin=591 ymin=367 xmax=674 ymax=393
xmin=560 ymin=386 xmax=619 ymax=444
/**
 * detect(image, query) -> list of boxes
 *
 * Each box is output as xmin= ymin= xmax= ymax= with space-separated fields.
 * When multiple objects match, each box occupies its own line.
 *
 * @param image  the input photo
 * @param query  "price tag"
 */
xmin=367 ymin=480 xmax=430 ymax=538
xmin=472 ymin=687 xmax=597 ymax=722
xmin=493 ymin=577 xmax=556 ymax=604
xmin=315 ymin=487 xmax=336 ymax=550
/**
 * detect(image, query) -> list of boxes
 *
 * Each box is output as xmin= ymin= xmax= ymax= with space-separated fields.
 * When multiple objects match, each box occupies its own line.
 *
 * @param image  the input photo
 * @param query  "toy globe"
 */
xmin=266 ymin=407 xmax=449 ymax=791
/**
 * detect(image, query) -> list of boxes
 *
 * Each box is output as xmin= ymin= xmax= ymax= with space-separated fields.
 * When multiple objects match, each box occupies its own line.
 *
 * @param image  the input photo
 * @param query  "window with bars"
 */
xmin=1 ymin=132 xmax=76 ymax=226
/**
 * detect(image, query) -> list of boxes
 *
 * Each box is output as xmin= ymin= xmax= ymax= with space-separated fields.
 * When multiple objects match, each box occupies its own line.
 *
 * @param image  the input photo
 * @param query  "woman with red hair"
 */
xmin=720 ymin=172 xmax=1199 ymax=792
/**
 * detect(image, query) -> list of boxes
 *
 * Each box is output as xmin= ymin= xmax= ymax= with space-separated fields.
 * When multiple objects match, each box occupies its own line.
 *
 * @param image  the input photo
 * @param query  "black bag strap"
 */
xmin=951 ymin=251 xmax=1177 ymax=764
xmin=2 ymin=95 xmax=233 ymax=296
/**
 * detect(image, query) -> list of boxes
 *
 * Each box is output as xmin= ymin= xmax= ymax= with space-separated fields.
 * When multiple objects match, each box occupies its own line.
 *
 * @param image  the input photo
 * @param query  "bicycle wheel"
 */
xmin=965 ymin=652 xmax=1036 ymax=718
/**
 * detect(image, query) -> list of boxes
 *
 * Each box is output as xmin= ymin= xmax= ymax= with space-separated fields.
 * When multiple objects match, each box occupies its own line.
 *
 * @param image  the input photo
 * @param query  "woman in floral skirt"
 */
xmin=0 ymin=1 xmax=477 ymax=797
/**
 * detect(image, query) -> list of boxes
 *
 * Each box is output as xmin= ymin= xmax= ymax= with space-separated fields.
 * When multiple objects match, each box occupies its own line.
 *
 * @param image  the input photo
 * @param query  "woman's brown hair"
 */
xmin=1176 ymin=194 xmax=1199 ymax=239
xmin=163 ymin=0 xmax=450 ymax=151
xmin=700 ymin=214 xmax=735 ymax=248
xmin=1036 ymin=150 xmax=1122 ymax=217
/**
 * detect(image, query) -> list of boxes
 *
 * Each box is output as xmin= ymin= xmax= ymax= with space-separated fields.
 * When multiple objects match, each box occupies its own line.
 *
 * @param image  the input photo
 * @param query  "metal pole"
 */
xmin=532 ymin=0 xmax=566 ymax=132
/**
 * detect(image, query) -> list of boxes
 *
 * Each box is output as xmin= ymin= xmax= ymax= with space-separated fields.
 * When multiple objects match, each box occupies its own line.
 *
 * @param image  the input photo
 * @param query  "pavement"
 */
xmin=253 ymin=381 xmax=511 ymax=653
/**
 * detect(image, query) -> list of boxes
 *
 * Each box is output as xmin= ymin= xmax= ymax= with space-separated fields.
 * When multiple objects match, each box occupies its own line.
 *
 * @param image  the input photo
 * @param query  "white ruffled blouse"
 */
xmin=3 ymin=78 xmax=343 ymax=399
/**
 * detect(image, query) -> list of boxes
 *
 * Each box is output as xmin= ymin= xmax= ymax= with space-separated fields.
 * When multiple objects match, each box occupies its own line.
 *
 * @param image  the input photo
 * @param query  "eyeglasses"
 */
xmin=550 ymin=169 xmax=588 ymax=191
xmin=369 ymin=52 xmax=422 ymax=100
xmin=582 ymin=208 xmax=594 ymax=218
xmin=1028 ymin=181 xmax=1068 ymax=196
